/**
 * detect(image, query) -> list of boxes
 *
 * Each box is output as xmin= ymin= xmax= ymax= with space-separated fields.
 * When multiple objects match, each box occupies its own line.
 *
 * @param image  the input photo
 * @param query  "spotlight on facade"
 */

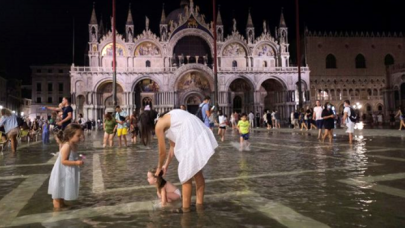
xmin=21 ymin=112 xmax=24 ymax=116
xmin=0 ymin=105 xmax=2 ymax=110
xmin=12 ymin=111 xmax=15 ymax=114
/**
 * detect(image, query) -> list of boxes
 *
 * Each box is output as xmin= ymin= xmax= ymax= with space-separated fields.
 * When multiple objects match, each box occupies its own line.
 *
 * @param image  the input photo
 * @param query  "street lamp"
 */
xmin=12 ymin=111 xmax=15 ymax=114
xmin=0 ymin=105 xmax=3 ymax=110
xmin=353 ymin=102 xmax=364 ymax=130
xmin=21 ymin=112 xmax=24 ymax=116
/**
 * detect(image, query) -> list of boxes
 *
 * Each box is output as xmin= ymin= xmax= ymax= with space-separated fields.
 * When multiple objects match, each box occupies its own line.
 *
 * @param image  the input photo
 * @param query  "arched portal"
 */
xmin=177 ymin=71 xmax=212 ymax=111
xmin=96 ymin=81 xmax=124 ymax=114
xmin=185 ymin=94 xmax=203 ymax=114
xmin=233 ymin=96 xmax=243 ymax=113
xmin=229 ymin=78 xmax=254 ymax=114
xmin=260 ymin=79 xmax=286 ymax=112
xmin=133 ymin=79 xmax=160 ymax=113
xmin=76 ymin=95 xmax=85 ymax=117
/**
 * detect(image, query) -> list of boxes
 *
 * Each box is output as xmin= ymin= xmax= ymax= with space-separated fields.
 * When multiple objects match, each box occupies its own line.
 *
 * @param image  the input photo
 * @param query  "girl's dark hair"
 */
xmin=62 ymin=123 xmax=82 ymax=143
xmin=139 ymin=110 xmax=159 ymax=146
xmin=148 ymin=167 xmax=167 ymax=190
xmin=218 ymin=110 xmax=223 ymax=116
xmin=105 ymin=113 xmax=112 ymax=121
xmin=324 ymin=102 xmax=331 ymax=110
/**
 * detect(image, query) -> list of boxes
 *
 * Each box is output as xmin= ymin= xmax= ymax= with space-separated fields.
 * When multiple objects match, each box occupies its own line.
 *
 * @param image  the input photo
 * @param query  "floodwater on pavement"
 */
xmin=1 ymin=129 xmax=405 ymax=227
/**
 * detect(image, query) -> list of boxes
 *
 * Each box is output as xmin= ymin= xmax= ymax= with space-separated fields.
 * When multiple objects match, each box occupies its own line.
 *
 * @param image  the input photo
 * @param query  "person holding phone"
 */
xmin=115 ymin=106 xmax=128 ymax=147
xmin=199 ymin=96 xmax=213 ymax=128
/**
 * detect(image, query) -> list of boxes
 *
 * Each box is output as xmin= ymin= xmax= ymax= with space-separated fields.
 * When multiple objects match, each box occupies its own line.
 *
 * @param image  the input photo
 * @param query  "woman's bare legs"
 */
xmin=103 ymin=132 xmax=108 ymax=147
xmin=10 ymin=135 xmax=17 ymax=152
xmin=182 ymin=179 xmax=192 ymax=212
xmin=194 ymin=171 xmax=205 ymax=205
xmin=181 ymin=170 xmax=205 ymax=212
xmin=328 ymin=130 xmax=333 ymax=143
xmin=108 ymin=134 xmax=114 ymax=147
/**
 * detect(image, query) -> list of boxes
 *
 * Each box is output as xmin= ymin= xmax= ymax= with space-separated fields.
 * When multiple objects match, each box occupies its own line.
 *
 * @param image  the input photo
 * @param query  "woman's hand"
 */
xmin=154 ymin=167 xmax=162 ymax=177
xmin=161 ymin=165 xmax=168 ymax=176
xmin=75 ymin=160 xmax=84 ymax=166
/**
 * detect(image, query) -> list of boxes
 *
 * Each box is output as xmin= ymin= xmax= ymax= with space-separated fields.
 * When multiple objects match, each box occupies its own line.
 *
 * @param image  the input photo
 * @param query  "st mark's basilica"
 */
xmin=70 ymin=0 xmax=310 ymax=120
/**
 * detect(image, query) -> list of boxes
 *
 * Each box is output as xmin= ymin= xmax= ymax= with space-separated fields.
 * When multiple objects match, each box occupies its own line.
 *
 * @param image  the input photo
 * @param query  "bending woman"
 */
xmin=139 ymin=109 xmax=218 ymax=212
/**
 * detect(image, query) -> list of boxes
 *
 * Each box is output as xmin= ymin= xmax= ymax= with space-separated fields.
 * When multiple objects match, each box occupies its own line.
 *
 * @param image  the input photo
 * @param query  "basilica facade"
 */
xmin=70 ymin=0 xmax=310 ymax=121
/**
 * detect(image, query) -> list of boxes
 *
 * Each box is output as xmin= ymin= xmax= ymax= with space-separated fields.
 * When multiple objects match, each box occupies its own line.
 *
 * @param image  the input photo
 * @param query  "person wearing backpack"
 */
xmin=198 ymin=96 xmax=212 ymax=128
xmin=343 ymin=100 xmax=356 ymax=144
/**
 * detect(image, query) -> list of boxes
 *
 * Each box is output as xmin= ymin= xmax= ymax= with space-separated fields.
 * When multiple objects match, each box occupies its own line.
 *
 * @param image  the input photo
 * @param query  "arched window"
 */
xmin=326 ymin=54 xmax=337 ymax=69
xmin=263 ymin=61 xmax=268 ymax=67
xmin=384 ymin=54 xmax=395 ymax=66
xmin=232 ymin=60 xmax=238 ymax=68
xmin=146 ymin=60 xmax=151 ymax=68
xmin=355 ymin=54 xmax=366 ymax=68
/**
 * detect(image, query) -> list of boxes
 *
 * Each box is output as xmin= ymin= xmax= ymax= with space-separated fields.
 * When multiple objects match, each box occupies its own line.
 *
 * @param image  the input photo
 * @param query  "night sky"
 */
xmin=0 ymin=0 xmax=403 ymax=84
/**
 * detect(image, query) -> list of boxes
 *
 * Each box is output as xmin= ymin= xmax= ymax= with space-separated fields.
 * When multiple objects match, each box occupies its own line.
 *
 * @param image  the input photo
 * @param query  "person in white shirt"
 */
xmin=313 ymin=100 xmax=324 ymax=139
xmin=248 ymin=112 xmax=255 ymax=128
xmin=271 ymin=110 xmax=276 ymax=127
xmin=77 ymin=114 xmax=87 ymax=130
xmin=218 ymin=111 xmax=227 ymax=142
xmin=377 ymin=112 xmax=383 ymax=126
xmin=343 ymin=100 xmax=355 ymax=144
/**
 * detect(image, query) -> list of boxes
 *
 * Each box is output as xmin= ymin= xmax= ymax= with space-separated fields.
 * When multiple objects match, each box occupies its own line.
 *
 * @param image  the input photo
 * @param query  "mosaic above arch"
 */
xmin=222 ymin=43 xmax=246 ymax=57
xmin=177 ymin=72 xmax=210 ymax=91
xmin=101 ymin=43 xmax=126 ymax=57
xmin=256 ymin=44 xmax=275 ymax=57
xmin=136 ymin=79 xmax=160 ymax=92
xmin=135 ymin=42 xmax=161 ymax=57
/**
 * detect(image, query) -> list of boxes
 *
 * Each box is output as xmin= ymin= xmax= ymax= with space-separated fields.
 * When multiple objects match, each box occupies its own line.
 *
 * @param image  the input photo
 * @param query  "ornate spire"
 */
xmin=90 ymin=2 xmax=97 ymax=24
xmin=180 ymin=0 xmax=188 ymax=7
xmin=279 ymin=8 xmax=287 ymax=27
xmin=160 ymin=3 xmax=166 ymax=24
xmin=246 ymin=8 xmax=253 ymax=28
xmin=99 ymin=15 xmax=105 ymax=35
xmin=126 ymin=4 xmax=134 ymax=25
xmin=216 ymin=5 xmax=223 ymax=26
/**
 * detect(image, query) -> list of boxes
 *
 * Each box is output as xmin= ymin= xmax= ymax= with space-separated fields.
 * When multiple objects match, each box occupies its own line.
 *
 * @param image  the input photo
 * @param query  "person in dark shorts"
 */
xmin=322 ymin=102 xmax=335 ymax=143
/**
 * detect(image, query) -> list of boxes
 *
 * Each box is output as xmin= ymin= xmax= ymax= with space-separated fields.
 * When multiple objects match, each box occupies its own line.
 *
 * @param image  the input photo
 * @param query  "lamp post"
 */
xmin=295 ymin=0 xmax=303 ymax=109
xmin=213 ymin=0 xmax=218 ymax=110
xmin=112 ymin=0 xmax=117 ymax=107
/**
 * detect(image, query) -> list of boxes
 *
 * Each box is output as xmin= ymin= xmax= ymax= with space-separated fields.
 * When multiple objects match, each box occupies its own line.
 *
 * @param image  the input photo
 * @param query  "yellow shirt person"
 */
xmin=238 ymin=120 xmax=250 ymax=135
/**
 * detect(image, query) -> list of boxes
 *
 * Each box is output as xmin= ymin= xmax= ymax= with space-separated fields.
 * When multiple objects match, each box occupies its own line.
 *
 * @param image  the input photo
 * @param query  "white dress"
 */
xmin=165 ymin=110 xmax=218 ymax=184
xmin=48 ymin=150 xmax=80 ymax=200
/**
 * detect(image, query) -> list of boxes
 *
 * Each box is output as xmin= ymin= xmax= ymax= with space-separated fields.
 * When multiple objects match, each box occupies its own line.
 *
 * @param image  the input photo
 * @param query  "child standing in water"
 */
xmin=237 ymin=113 xmax=251 ymax=151
xmin=48 ymin=124 xmax=84 ymax=209
xmin=147 ymin=168 xmax=181 ymax=207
